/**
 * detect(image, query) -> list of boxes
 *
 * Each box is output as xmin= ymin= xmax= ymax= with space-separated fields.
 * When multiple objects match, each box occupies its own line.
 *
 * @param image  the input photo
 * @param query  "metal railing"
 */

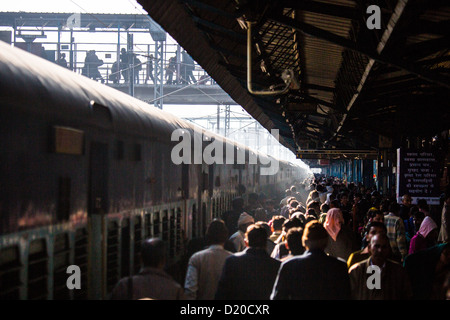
xmin=14 ymin=40 xmax=216 ymax=86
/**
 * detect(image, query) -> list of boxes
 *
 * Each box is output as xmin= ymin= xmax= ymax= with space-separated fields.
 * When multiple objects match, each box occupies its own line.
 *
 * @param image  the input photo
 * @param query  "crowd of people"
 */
xmin=69 ymin=47 xmax=211 ymax=86
xmin=111 ymin=175 xmax=450 ymax=300
xmin=165 ymin=50 xmax=197 ymax=85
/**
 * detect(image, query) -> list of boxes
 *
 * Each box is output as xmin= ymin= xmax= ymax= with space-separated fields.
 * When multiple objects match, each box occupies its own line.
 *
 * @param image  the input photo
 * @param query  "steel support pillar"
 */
xmin=224 ymin=105 xmax=230 ymax=137
xmin=154 ymin=40 xmax=164 ymax=109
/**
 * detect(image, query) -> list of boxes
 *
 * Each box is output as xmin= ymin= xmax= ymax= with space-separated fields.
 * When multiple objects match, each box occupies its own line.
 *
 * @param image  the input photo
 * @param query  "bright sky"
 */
xmin=0 ymin=0 xmax=147 ymax=14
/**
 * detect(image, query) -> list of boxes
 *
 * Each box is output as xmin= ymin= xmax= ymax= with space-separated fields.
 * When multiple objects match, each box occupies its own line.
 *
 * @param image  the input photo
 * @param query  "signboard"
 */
xmin=396 ymin=148 xmax=440 ymax=205
xmin=318 ymin=159 xmax=330 ymax=166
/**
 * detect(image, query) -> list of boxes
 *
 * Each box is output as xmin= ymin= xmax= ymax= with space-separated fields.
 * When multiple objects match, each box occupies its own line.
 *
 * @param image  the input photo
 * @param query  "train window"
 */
xmin=153 ymin=212 xmax=161 ymax=238
xmin=192 ymin=204 xmax=198 ymax=238
xmin=88 ymin=142 xmax=109 ymax=216
xmin=115 ymin=140 xmax=124 ymax=160
xmin=73 ymin=227 xmax=88 ymax=300
xmin=134 ymin=216 xmax=142 ymax=274
xmin=256 ymin=166 xmax=260 ymax=184
xmin=57 ymin=177 xmax=71 ymax=222
xmin=176 ymin=208 xmax=182 ymax=255
xmin=219 ymin=197 xmax=223 ymax=215
xmin=53 ymin=233 xmax=70 ymax=299
xmin=162 ymin=210 xmax=169 ymax=242
xmin=121 ymin=218 xmax=131 ymax=278
xmin=0 ymin=245 xmax=22 ymax=299
xmin=144 ymin=212 xmax=152 ymax=238
xmin=162 ymin=211 xmax=169 ymax=257
xmin=202 ymin=202 xmax=207 ymax=235
xmin=27 ymin=239 xmax=48 ymax=299
xmin=130 ymin=143 xmax=142 ymax=161
xmin=106 ymin=220 xmax=120 ymax=294
xmin=52 ymin=126 xmax=84 ymax=155
xmin=169 ymin=209 xmax=176 ymax=258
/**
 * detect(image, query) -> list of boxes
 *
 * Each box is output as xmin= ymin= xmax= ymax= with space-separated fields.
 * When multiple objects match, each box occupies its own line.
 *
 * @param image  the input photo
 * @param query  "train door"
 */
xmin=87 ymin=141 xmax=109 ymax=299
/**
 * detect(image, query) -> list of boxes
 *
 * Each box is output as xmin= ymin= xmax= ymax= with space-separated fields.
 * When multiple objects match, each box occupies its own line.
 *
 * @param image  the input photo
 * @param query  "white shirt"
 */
xmin=184 ymin=245 xmax=232 ymax=300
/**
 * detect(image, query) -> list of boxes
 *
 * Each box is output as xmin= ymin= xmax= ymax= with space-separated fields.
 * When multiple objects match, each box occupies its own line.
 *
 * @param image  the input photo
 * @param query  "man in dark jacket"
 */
xmin=222 ymin=197 xmax=245 ymax=235
xmin=271 ymin=220 xmax=351 ymax=300
xmin=215 ymin=224 xmax=280 ymax=300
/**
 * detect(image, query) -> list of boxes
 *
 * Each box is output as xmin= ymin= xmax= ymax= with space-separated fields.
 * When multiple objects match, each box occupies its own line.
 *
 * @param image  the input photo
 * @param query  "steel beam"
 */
xmin=269 ymin=12 xmax=450 ymax=89
xmin=276 ymin=0 xmax=360 ymax=20
xmin=154 ymin=40 xmax=164 ymax=109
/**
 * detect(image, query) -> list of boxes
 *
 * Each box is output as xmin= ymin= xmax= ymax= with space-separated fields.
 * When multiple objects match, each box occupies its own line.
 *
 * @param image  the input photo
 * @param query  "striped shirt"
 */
xmin=384 ymin=213 xmax=408 ymax=261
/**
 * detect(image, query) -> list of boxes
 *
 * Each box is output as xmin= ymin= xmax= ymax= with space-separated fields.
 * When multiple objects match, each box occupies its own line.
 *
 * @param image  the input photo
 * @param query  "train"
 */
xmin=0 ymin=41 xmax=311 ymax=299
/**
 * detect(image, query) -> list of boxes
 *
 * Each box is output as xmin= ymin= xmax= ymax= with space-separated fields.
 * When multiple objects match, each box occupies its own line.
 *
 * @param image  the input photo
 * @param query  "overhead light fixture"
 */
xmin=281 ymin=69 xmax=300 ymax=90
xmin=246 ymin=21 xmax=293 ymax=96
xmin=260 ymin=60 xmax=267 ymax=73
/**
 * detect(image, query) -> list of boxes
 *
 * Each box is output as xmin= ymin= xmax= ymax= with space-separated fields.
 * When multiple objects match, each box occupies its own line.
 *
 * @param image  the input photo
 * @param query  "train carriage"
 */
xmin=0 ymin=42 xmax=310 ymax=299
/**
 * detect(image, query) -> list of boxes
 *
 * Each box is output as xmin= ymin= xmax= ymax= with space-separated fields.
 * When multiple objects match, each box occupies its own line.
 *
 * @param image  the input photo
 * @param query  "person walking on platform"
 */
xmin=109 ymin=61 xmax=121 ymax=83
xmin=409 ymin=215 xmax=439 ymax=254
xmin=132 ymin=54 xmax=142 ymax=84
xmin=384 ymin=202 xmax=408 ymax=263
xmin=215 ymin=224 xmax=281 ymax=300
xmin=347 ymin=221 xmax=387 ymax=269
xmin=120 ymin=48 xmax=129 ymax=82
xmin=111 ymin=238 xmax=185 ymax=300
xmin=82 ymin=50 xmax=104 ymax=82
xmin=222 ymin=197 xmax=245 ymax=235
xmin=438 ymin=193 xmax=450 ymax=243
xmin=324 ymin=208 xmax=359 ymax=262
xmin=404 ymin=242 xmax=450 ymax=300
xmin=181 ymin=50 xmax=196 ymax=84
xmin=349 ymin=233 xmax=413 ymax=300
xmin=399 ymin=194 xmax=412 ymax=221
xmin=145 ymin=54 xmax=155 ymax=84
xmin=184 ymin=219 xmax=232 ymax=300
xmin=281 ymin=227 xmax=305 ymax=261
xmin=165 ymin=56 xmax=176 ymax=85
xmin=280 ymin=189 xmax=292 ymax=207
xmin=271 ymin=220 xmax=351 ymax=299
xmin=56 ymin=53 xmax=68 ymax=68
xmin=269 ymin=215 xmax=286 ymax=242
xmin=229 ymin=212 xmax=254 ymax=252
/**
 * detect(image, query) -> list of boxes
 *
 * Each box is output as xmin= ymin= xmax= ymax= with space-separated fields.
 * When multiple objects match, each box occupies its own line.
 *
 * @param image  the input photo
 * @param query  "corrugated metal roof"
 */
xmin=139 ymin=0 xmax=450 ymax=155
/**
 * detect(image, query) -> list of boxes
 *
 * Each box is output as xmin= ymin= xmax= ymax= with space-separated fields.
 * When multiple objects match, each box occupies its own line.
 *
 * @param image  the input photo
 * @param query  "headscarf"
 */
xmin=237 ymin=212 xmax=254 ymax=227
xmin=418 ymin=216 xmax=437 ymax=238
xmin=324 ymin=208 xmax=344 ymax=241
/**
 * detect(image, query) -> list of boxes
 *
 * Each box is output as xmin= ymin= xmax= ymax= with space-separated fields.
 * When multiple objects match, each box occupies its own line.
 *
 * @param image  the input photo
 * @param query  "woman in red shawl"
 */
xmin=324 ymin=208 xmax=359 ymax=261
xmin=408 ymin=216 xmax=439 ymax=255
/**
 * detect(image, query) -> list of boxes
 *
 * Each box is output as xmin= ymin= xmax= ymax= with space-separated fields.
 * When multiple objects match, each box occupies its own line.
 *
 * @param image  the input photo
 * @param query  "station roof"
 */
xmin=139 ymin=0 xmax=450 ymax=159
xmin=0 ymin=12 xmax=162 ymax=32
